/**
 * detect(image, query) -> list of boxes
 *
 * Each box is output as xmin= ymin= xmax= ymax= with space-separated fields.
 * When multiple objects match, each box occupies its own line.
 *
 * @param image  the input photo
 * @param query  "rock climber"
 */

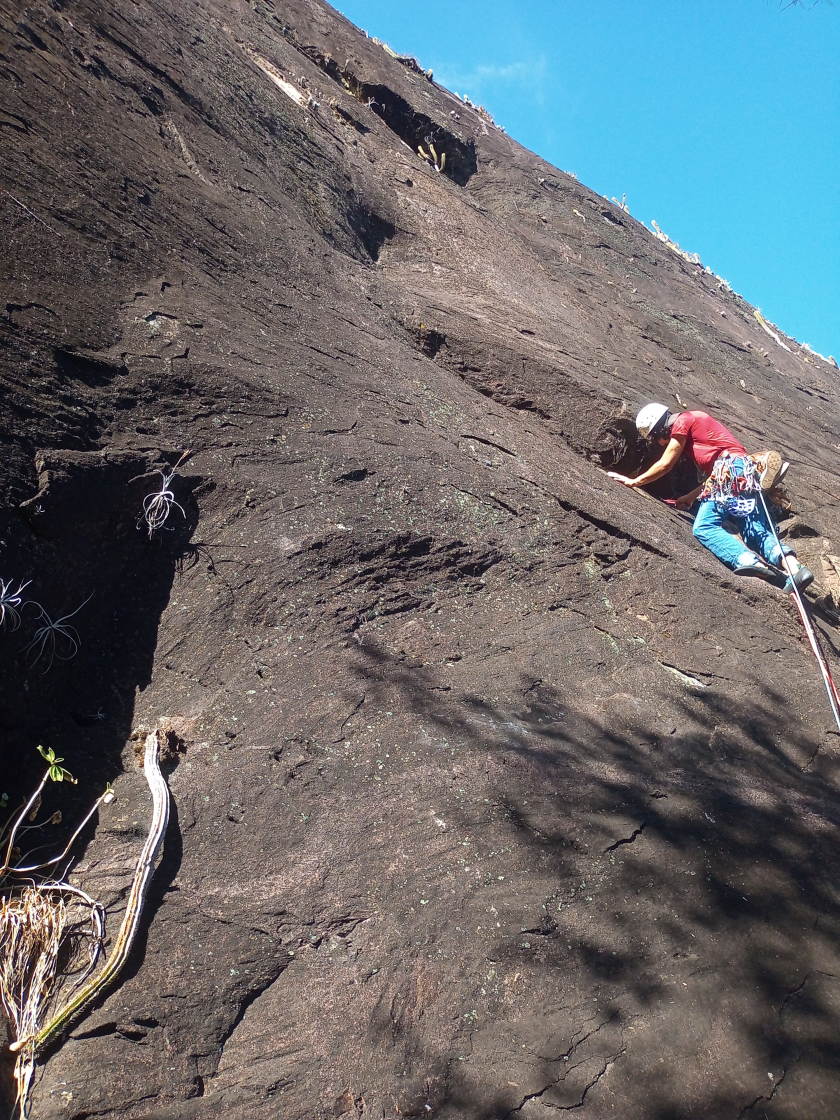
xmin=608 ymin=403 xmax=813 ymax=593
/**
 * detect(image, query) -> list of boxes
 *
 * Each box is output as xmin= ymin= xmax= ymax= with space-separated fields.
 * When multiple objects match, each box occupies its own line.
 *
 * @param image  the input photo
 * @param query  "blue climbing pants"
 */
xmin=693 ymin=494 xmax=793 ymax=571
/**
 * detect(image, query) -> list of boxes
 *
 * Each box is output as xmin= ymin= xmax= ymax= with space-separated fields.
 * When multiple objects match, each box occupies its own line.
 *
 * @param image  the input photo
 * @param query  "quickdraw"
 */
xmin=700 ymin=451 xmax=762 ymax=515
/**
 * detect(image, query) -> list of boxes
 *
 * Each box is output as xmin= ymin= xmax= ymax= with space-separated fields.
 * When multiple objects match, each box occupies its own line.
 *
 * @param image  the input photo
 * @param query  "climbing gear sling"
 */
xmin=700 ymin=451 xmax=786 ymax=515
xmin=700 ymin=452 xmax=762 ymax=515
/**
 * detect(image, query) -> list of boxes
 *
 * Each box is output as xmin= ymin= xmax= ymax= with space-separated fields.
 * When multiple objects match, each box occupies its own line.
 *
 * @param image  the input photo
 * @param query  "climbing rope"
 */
xmin=699 ymin=453 xmax=840 ymax=734
xmin=757 ymin=487 xmax=840 ymax=737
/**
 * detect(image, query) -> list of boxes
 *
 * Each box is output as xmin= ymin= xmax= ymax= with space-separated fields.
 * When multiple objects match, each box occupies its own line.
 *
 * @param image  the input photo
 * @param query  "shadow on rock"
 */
xmin=0 ymin=447 xmax=199 ymax=1105
xmin=343 ymin=638 xmax=840 ymax=1119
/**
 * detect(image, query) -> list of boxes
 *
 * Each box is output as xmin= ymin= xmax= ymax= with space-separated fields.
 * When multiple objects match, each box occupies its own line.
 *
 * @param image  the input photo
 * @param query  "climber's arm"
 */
xmin=608 ymin=434 xmax=687 ymax=488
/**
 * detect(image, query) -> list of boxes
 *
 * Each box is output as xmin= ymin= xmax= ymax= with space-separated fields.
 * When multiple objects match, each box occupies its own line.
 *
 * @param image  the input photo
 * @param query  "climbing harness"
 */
xmin=700 ymin=452 xmax=762 ymax=516
xmin=756 ymin=488 xmax=840 ymax=737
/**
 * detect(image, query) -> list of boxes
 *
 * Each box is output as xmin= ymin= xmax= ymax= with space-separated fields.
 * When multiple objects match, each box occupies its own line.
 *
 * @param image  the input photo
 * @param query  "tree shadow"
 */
xmin=341 ymin=637 xmax=840 ymax=1119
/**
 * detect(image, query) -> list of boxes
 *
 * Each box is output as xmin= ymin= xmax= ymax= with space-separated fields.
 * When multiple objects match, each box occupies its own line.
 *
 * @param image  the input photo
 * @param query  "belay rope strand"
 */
xmin=757 ymin=487 xmax=840 ymax=737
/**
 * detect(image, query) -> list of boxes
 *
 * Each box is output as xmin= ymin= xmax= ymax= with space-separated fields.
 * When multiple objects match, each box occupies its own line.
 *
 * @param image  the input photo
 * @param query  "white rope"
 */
xmin=758 ymin=488 xmax=840 ymax=736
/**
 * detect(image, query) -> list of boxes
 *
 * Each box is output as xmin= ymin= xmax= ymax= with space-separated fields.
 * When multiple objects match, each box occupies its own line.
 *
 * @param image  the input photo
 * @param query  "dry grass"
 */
xmin=0 ymin=888 xmax=67 ymax=1118
xmin=0 ymin=753 xmax=112 ymax=1117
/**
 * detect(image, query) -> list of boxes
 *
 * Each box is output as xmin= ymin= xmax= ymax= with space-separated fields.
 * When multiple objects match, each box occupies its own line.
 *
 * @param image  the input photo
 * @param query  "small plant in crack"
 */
xmin=134 ymin=451 xmax=190 ymax=538
xmin=0 ymin=579 xmax=30 ymax=631
xmin=36 ymin=745 xmax=76 ymax=785
xmin=139 ymin=469 xmax=185 ymax=537
xmin=22 ymin=594 xmax=93 ymax=673
xmin=418 ymin=141 xmax=445 ymax=174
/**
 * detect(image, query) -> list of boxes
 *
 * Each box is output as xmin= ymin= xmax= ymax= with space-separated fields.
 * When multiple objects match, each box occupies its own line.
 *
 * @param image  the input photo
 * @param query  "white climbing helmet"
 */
xmin=635 ymin=402 xmax=670 ymax=441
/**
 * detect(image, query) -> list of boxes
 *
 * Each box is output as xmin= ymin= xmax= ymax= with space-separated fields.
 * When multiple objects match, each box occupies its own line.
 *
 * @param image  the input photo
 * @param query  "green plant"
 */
xmin=418 ymin=142 xmax=445 ymax=174
xmin=36 ymin=745 xmax=76 ymax=785
xmin=25 ymin=731 xmax=169 ymax=1054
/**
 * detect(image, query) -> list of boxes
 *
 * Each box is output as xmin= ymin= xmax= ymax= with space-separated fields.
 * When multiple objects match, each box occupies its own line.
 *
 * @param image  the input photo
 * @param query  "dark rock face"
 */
xmin=3 ymin=1 xmax=840 ymax=1117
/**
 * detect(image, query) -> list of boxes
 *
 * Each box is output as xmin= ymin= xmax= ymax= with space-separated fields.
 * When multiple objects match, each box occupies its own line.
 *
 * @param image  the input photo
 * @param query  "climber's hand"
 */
xmin=607 ymin=472 xmax=637 ymax=487
xmin=674 ymin=484 xmax=703 ymax=510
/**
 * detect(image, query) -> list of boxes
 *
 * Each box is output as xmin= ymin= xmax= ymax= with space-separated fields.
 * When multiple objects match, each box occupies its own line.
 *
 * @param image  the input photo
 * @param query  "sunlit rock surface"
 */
xmin=2 ymin=1 xmax=840 ymax=1116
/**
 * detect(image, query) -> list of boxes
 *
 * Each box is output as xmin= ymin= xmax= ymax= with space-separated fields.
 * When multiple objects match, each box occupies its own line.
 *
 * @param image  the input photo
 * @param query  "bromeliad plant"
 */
xmin=0 ymin=579 xmax=30 ymax=631
xmin=0 ymin=747 xmax=114 ymax=1118
xmin=2 ymin=581 xmax=95 ymax=676
xmin=139 ymin=468 xmax=185 ymax=537
xmin=21 ymin=594 xmax=93 ymax=673
xmin=134 ymin=451 xmax=191 ymax=539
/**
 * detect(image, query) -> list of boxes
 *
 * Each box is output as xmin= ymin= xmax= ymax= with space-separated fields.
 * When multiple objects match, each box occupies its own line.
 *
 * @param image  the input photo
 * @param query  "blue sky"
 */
xmin=336 ymin=0 xmax=839 ymax=360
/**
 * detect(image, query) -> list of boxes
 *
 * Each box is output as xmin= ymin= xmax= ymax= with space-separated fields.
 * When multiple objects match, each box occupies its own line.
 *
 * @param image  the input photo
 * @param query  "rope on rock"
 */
xmin=758 ymin=488 xmax=840 ymax=737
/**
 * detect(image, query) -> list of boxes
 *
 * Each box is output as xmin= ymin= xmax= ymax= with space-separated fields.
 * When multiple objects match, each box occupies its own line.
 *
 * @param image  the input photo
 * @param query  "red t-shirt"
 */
xmin=670 ymin=411 xmax=747 ymax=477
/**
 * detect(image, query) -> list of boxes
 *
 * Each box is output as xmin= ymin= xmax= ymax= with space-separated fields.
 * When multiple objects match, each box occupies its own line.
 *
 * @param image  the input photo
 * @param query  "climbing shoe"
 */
xmin=759 ymin=450 xmax=783 ymax=491
xmin=783 ymin=565 xmax=814 ymax=595
xmin=734 ymin=562 xmax=786 ymax=588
